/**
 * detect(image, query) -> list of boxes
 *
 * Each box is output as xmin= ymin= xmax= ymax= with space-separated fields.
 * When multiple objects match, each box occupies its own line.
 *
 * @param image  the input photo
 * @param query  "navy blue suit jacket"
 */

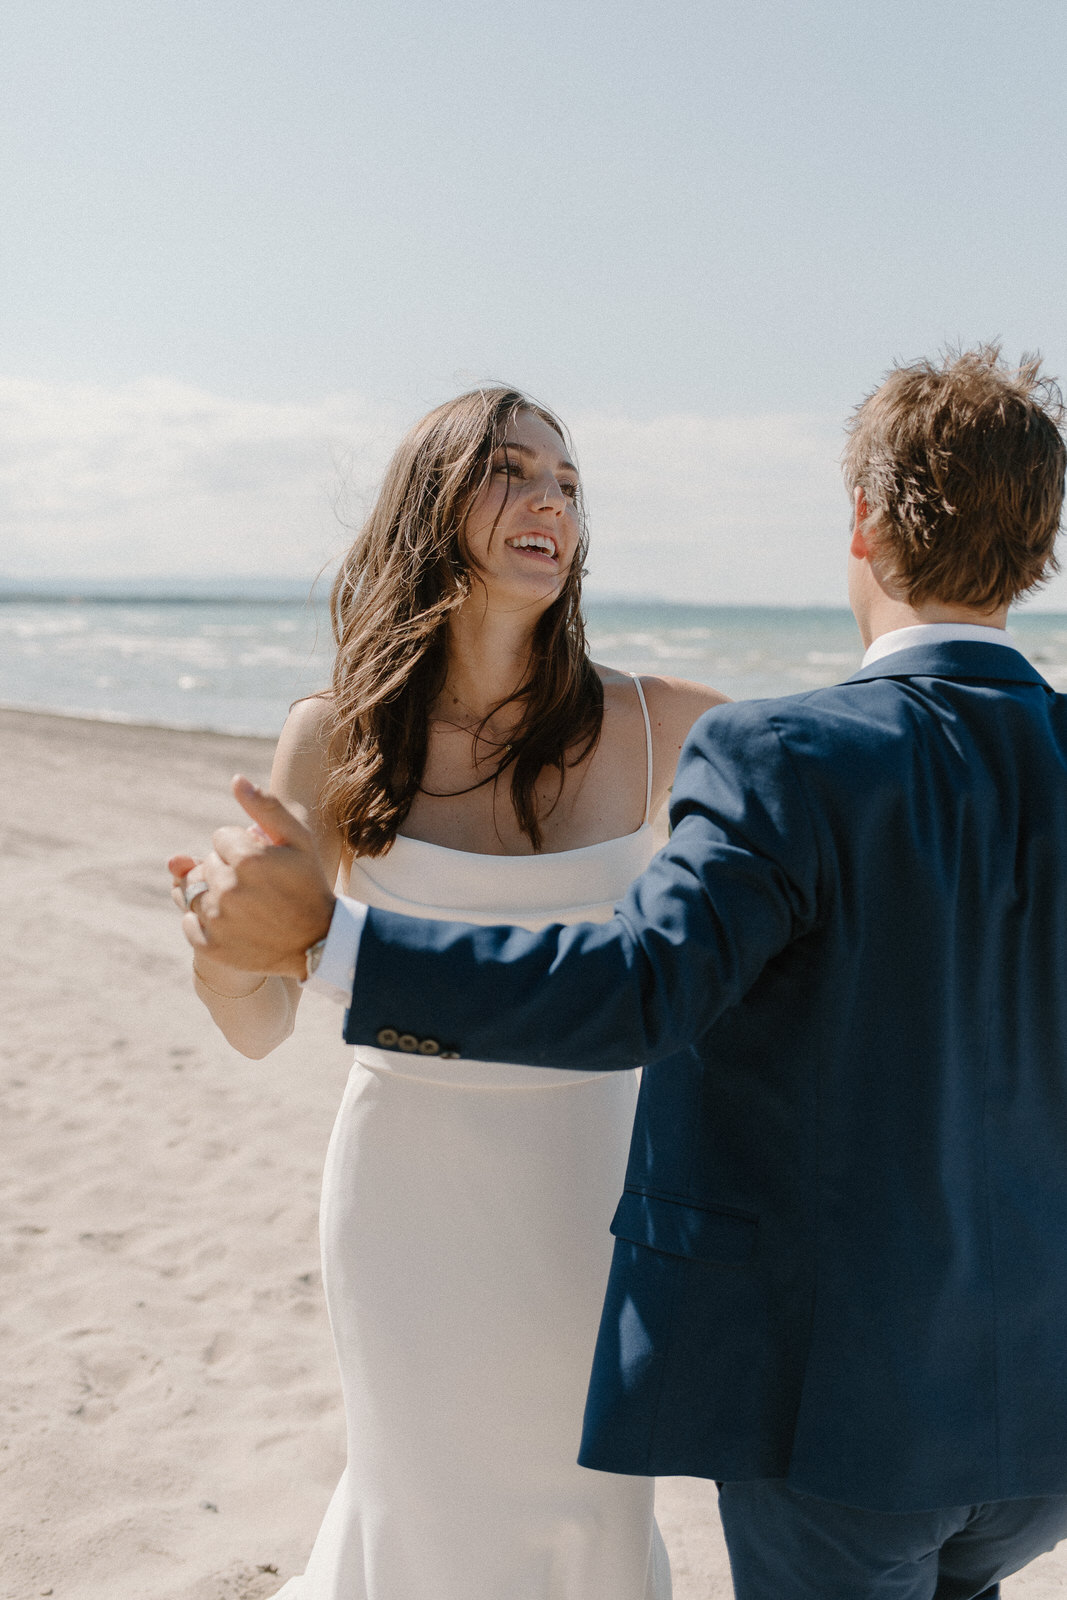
xmin=344 ymin=642 xmax=1067 ymax=1512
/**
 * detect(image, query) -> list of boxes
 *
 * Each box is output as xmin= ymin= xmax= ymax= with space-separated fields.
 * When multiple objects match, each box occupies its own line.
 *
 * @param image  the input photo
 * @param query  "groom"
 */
xmin=183 ymin=347 xmax=1067 ymax=1598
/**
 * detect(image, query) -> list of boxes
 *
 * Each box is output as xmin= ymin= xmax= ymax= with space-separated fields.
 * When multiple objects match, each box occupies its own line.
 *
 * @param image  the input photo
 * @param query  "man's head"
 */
xmin=843 ymin=346 xmax=1066 ymax=618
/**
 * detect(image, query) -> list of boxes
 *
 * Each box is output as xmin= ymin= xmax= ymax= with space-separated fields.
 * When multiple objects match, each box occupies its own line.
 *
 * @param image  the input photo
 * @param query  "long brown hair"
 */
xmin=322 ymin=387 xmax=603 ymax=856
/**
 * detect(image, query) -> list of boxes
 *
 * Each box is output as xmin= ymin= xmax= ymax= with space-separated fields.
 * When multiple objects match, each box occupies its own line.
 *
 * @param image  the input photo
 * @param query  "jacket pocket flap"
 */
xmin=610 ymin=1189 xmax=757 ymax=1264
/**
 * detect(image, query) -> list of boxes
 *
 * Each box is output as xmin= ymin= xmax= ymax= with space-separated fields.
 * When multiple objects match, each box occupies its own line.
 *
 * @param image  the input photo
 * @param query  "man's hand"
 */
xmin=176 ymin=776 xmax=336 ymax=979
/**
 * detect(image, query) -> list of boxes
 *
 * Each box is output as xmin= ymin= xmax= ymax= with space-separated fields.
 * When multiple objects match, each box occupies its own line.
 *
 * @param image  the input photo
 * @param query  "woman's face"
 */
xmin=462 ymin=409 xmax=581 ymax=611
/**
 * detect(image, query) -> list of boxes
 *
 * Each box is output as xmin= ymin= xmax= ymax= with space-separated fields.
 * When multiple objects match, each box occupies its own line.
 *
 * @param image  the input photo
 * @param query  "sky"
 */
xmin=2 ymin=0 xmax=1066 ymax=606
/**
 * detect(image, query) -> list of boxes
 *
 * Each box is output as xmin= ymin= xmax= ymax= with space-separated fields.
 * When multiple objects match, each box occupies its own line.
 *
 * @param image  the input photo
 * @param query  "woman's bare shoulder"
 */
xmin=639 ymin=673 xmax=730 ymax=727
xmin=593 ymin=661 xmax=635 ymax=693
xmin=639 ymin=675 xmax=730 ymax=788
xmin=267 ymin=693 xmax=350 ymax=878
xmin=270 ymin=695 xmax=336 ymax=818
xmin=278 ymin=691 xmax=335 ymax=744
xmin=594 ymin=664 xmax=728 ymax=727
xmin=593 ymin=666 xmax=729 ymax=810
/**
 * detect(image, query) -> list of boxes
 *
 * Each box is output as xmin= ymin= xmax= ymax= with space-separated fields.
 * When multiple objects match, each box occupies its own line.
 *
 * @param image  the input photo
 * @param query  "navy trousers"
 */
xmin=717 ymin=1480 xmax=1067 ymax=1599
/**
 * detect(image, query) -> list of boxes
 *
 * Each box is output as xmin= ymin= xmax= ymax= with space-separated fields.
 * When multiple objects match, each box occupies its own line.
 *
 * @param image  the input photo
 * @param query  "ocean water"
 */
xmin=3 ymin=595 xmax=1067 ymax=739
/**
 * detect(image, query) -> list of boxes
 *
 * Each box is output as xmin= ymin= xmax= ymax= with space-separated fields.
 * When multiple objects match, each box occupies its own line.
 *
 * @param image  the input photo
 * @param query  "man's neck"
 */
xmin=860 ymin=598 xmax=1009 ymax=652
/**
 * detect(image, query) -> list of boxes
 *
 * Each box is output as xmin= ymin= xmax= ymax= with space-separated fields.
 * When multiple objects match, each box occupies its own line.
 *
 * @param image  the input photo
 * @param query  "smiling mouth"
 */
xmin=505 ymin=533 xmax=558 ymax=560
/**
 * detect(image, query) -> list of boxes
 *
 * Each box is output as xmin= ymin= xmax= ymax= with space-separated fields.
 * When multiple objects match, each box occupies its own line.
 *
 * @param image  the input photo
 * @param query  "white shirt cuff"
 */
xmin=303 ymin=895 xmax=368 ymax=1004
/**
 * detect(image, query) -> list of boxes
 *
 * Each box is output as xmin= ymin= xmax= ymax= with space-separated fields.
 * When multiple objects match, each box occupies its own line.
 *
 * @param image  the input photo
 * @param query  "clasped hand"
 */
xmin=168 ymin=776 xmax=336 ymax=980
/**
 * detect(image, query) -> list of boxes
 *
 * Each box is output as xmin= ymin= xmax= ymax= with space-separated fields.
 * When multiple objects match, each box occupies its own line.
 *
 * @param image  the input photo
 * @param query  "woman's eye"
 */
xmin=562 ymin=481 xmax=579 ymax=500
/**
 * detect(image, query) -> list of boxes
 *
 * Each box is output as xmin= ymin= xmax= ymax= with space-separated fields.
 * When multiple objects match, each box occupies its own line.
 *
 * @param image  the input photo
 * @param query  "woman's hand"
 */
xmin=168 ymin=822 xmax=273 ymax=914
xmin=168 ymin=849 xmax=272 ymax=994
xmin=171 ymin=777 xmax=336 ymax=979
xmin=168 ymin=852 xmax=203 ymax=913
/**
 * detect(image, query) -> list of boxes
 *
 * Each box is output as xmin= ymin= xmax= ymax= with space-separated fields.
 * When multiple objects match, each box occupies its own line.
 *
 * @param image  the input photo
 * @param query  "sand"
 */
xmin=2 ymin=705 xmax=1065 ymax=1599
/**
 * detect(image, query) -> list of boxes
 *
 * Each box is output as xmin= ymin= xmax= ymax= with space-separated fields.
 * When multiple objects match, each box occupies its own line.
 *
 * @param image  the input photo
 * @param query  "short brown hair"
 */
xmin=843 ymin=345 xmax=1066 ymax=608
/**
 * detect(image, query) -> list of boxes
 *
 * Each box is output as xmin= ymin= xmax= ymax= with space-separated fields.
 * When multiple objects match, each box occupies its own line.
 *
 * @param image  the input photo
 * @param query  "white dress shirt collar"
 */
xmin=861 ymin=622 xmax=1018 ymax=669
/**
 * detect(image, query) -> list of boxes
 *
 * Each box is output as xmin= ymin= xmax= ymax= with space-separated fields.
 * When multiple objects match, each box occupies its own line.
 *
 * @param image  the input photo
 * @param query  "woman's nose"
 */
xmin=530 ymin=473 xmax=567 ymax=511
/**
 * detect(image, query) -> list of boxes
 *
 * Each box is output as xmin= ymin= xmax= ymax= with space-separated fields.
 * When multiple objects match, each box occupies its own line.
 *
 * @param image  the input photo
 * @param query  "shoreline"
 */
xmin=6 ymin=607 xmax=1067 ymax=747
xmin=0 ymin=699 xmax=282 ymax=743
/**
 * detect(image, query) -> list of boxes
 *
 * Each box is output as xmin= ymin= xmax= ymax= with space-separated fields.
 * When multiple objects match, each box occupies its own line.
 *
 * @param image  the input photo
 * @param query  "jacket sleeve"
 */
xmin=343 ymin=705 xmax=823 ymax=1069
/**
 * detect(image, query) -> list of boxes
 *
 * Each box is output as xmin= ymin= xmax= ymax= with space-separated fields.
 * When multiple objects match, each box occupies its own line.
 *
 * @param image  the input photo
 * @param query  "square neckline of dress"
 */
xmin=387 ymin=672 xmax=656 ymax=862
xmin=388 ymin=819 xmax=653 ymax=861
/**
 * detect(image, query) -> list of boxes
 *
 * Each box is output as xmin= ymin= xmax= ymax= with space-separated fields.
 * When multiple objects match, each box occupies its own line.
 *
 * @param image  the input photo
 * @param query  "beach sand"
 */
xmin=2 ymin=706 xmax=1064 ymax=1599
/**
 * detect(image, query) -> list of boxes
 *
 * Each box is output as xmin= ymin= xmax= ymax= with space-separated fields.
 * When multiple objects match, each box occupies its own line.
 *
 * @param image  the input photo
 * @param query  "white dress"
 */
xmin=277 ymin=679 xmax=670 ymax=1600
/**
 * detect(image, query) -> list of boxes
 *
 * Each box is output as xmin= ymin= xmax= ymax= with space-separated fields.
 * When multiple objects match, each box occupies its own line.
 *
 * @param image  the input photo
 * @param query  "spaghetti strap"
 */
xmin=629 ymin=673 xmax=654 ymax=826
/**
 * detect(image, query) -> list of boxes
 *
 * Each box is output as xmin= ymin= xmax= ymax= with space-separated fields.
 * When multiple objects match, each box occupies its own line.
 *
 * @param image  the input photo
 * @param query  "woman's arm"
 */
xmin=639 ymin=676 xmax=731 ymax=821
xmin=174 ymin=695 xmax=344 ymax=1059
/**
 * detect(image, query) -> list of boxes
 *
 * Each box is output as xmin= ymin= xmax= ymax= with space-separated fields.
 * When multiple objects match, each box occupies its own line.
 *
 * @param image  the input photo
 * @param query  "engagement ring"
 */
xmin=183 ymin=879 xmax=210 ymax=909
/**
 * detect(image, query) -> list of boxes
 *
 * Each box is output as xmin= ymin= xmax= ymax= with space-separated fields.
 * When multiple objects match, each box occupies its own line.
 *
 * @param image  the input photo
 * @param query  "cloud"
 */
xmin=0 ymin=376 xmax=401 ymax=582
xmin=572 ymin=408 xmax=849 ymax=604
xmin=2 ymin=376 xmax=1065 ymax=608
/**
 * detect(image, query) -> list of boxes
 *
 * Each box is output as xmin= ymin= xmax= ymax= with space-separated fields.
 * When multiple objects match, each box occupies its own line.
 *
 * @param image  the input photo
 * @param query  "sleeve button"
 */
xmin=397 ymin=1033 xmax=419 ymax=1053
xmin=418 ymin=1038 xmax=441 ymax=1056
xmin=440 ymin=1050 xmax=460 ymax=1060
xmin=376 ymin=1027 xmax=399 ymax=1048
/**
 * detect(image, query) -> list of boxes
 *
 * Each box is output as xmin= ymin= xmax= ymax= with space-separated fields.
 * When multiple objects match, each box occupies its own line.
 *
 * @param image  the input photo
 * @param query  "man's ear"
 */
xmin=850 ymin=486 xmax=874 ymax=559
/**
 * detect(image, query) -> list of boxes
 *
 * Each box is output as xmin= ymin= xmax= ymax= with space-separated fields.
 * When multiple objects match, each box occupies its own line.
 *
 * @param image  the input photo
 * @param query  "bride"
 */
xmin=171 ymin=387 xmax=726 ymax=1599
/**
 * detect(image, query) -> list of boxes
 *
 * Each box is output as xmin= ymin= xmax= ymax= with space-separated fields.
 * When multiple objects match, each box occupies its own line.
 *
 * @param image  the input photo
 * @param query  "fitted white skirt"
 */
xmin=275 ymin=1049 xmax=669 ymax=1600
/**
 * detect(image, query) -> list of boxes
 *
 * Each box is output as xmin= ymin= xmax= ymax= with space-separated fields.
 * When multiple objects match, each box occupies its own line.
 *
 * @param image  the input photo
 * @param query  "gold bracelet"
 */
xmin=192 ymin=961 xmax=270 ymax=1000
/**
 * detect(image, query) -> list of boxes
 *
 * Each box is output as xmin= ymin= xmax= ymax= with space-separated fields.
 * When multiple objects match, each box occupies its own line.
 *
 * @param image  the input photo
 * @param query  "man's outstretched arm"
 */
xmin=346 ymin=711 xmax=820 ymax=1069
xmin=186 ymin=708 xmax=822 ymax=1074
